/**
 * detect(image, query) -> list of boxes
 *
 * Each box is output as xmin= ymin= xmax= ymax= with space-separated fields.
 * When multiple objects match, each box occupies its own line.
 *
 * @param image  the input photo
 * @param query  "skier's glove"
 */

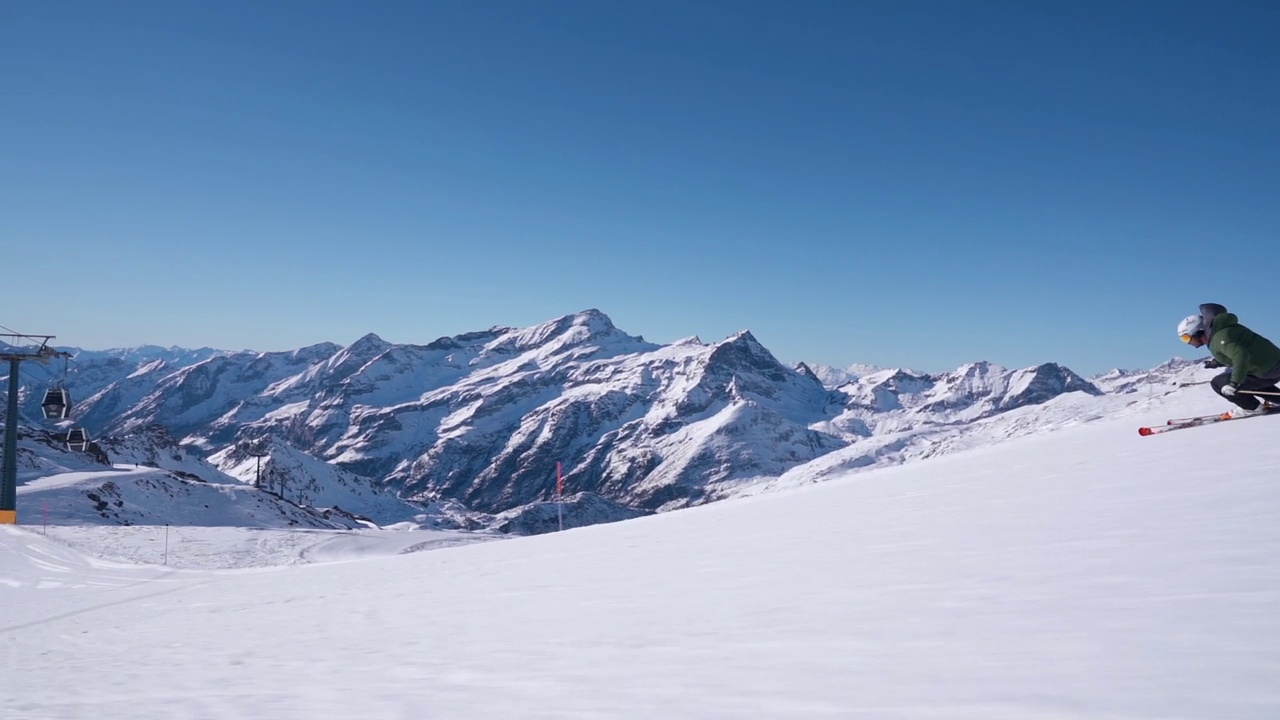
xmin=1203 ymin=359 xmax=1223 ymax=369
xmin=1221 ymin=383 xmax=1238 ymax=397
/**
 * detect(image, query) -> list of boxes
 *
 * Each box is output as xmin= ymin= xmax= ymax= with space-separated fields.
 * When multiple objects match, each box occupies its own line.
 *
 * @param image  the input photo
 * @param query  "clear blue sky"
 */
xmin=3 ymin=1 xmax=1277 ymax=376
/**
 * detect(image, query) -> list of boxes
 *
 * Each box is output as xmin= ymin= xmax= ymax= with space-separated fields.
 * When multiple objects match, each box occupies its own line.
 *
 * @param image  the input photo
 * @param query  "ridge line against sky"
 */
xmin=2 ymin=0 xmax=1276 ymax=377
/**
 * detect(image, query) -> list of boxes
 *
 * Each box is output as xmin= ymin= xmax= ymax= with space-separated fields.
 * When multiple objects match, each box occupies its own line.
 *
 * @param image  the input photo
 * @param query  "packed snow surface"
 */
xmin=3 ymin=386 xmax=1279 ymax=719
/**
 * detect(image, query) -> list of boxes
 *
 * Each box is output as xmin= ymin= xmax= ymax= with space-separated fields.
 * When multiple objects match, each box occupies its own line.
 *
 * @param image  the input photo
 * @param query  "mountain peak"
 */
xmin=351 ymin=333 xmax=389 ymax=349
xmin=954 ymin=360 xmax=1000 ymax=375
xmin=554 ymin=308 xmax=619 ymax=337
xmin=708 ymin=330 xmax=772 ymax=359
xmin=322 ymin=333 xmax=393 ymax=375
xmin=490 ymin=309 xmax=628 ymax=355
xmin=794 ymin=362 xmax=822 ymax=384
xmin=709 ymin=329 xmax=762 ymax=356
xmin=705 ymin=330 xmax=790 ymax=382
xmin=572 ymin=308 xmax=614 ymax=327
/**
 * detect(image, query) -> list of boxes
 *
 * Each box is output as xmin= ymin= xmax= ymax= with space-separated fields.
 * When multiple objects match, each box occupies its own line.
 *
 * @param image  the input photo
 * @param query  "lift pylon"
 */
xmin=2 ymin=333 xmax=71 ymax=524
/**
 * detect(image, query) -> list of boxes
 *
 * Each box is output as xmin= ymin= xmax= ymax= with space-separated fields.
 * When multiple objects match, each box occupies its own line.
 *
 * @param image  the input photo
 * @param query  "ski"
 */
xmin=1140 ymin=408 xmax=1279 ymax=436
xmin=1166 ymin=412 xmax=1232 ymax=426
xmin=1141 ymin=413 xmax=1231 ymax=436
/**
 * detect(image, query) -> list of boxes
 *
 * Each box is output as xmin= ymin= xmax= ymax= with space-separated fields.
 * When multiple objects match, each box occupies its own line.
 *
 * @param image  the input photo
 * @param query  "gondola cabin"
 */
xmin=66 ymin=427 xmax=90 ymax=452
xmin=41 ymin=387 xmax=72 ymax=419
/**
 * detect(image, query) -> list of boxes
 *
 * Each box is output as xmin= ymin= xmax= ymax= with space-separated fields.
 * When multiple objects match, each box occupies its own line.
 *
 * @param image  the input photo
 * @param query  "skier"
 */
xmin=1177 ymin=303 xmax=1280 ymax=417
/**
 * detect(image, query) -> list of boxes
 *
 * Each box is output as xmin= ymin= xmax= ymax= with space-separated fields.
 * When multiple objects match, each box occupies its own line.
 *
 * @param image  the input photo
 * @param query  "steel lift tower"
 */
xmin=1 ymin=334 xmax=69 ymax=524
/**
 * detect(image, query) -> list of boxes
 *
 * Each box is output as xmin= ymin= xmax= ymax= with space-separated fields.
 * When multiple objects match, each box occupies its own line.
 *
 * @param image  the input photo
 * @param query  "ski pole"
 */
xmin=1238 ymin=389 xmax=1280 ymax=397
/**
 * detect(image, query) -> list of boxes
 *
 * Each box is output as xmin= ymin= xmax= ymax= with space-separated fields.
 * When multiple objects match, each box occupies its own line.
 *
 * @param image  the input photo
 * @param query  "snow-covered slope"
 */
xmin=5 ymin=425 xmax=111 ymax=480
xmin=16 ymin=466 xmax=361 ymax=528
xmin=4 ymin=383 xmax=1278 ymax=719
xmin=207 ymin=436 xmax=431 ymax=526
xmin=93 ymin=425 xmax=239 ymax=482
xmin=11 ymin=426 xmax=367 ymax=529
xmin=7 ymin=345 xmax=227 ymax=424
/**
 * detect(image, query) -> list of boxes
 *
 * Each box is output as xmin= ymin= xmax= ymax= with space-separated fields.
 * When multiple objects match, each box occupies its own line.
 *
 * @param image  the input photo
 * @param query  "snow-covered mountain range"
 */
xmin=4 ymin=310 xmax=1203 ymax=532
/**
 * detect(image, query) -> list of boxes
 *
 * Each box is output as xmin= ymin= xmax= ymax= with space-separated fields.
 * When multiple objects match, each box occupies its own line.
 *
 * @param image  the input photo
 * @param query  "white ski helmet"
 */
xmin=1177 ymin=314 xmax=1205 ymax=341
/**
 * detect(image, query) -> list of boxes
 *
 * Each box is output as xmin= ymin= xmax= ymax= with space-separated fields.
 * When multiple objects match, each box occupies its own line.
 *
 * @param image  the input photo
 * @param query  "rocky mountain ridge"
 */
xmin=4 ymin=311 xmax=1196 ymax=532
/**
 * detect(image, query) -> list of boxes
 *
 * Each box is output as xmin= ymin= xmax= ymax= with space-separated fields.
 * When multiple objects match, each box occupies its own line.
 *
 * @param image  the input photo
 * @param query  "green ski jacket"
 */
xmin=1208 ymin=313 xmax=1280 ymax=385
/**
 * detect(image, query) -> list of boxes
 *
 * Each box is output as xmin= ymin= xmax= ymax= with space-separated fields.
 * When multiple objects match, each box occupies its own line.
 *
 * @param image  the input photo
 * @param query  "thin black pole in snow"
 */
xmin=556 ymin=461 xmax=564 ymax=533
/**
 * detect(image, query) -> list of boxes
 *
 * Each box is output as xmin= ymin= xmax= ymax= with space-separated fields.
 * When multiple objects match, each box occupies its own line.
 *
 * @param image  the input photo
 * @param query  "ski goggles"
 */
xmin=1180 ymin=333 xmax=1199 ymax=344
